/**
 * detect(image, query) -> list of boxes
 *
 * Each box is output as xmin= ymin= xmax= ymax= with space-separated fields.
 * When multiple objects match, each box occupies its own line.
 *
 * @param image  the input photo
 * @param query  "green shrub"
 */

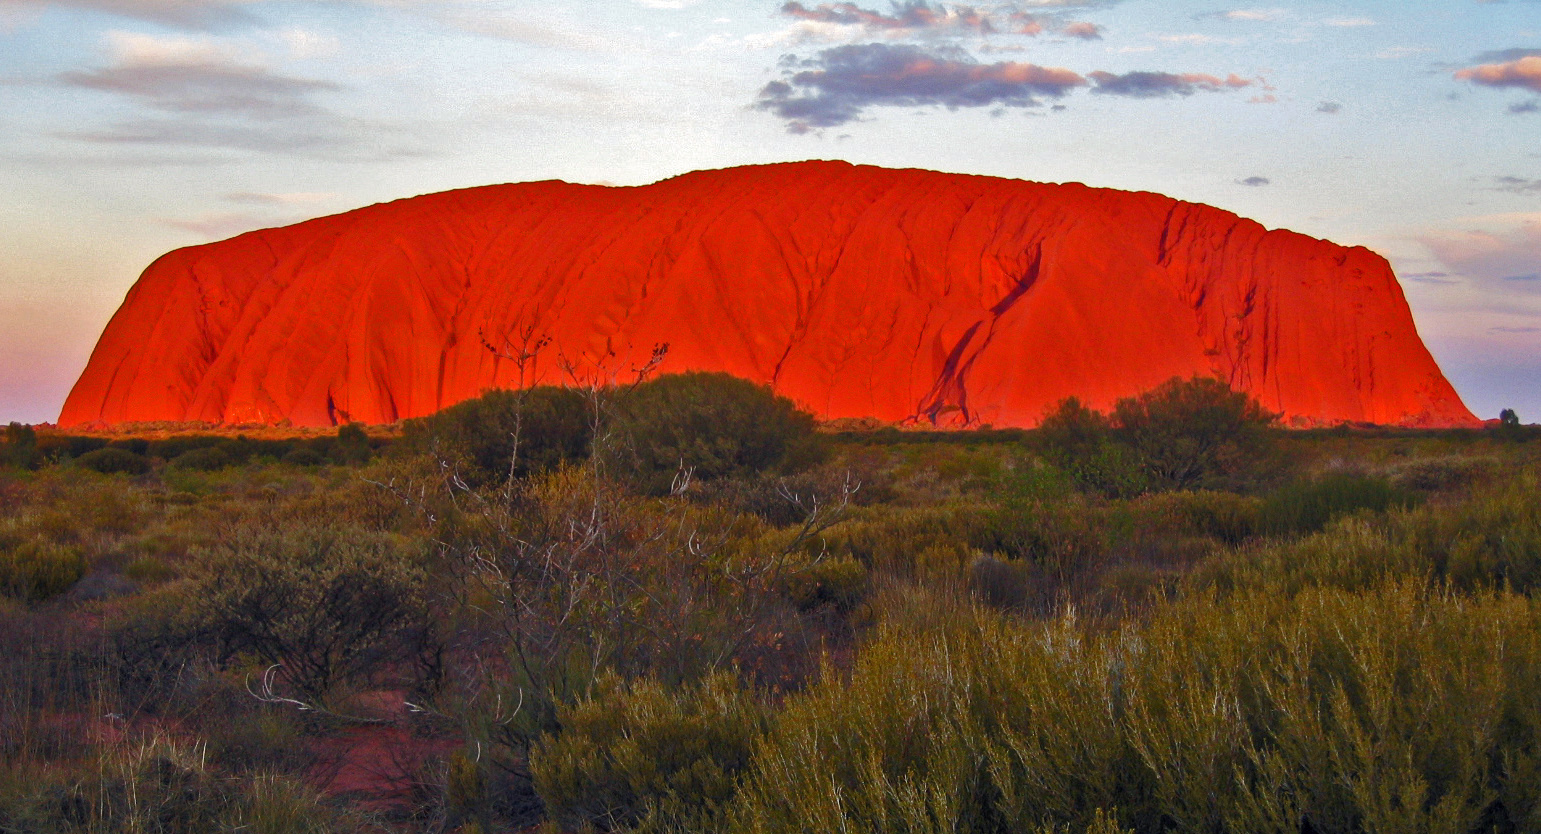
xmin=3 ymin=423 xmax=42 ymax=470
xmin=107 ymin=438 xmax=149 ymax=456
xmin=724 ymin=584 xmax=1541 ymax=834
xmin=533 ymin=671 xmax=768 ymax=833
xmin=0 ymin=540 xmax=86 ymax=601
xmin=1034 ymin=400 xmax=1149 ymax=498
xmin=74 ymin=447 xmax=150 ymax=476
xmin=1110 ymin=375 xmax=1276 ymax=491
xmin=170 ymin=445 xmax=233 ymax=471
xmin=191 ymin=524 xmax=430 ymax=700
xmin=403 ymin=386 xmax=591 ymax=484
xmin=1259 ymin=472 xmax=1416 ymax=536
xmin=614 ymin=372 xmax=819 ymax=494
xmin=331 ymin=422 xmax=372 ymax=465
xmin=280 ymin=447 xmax=324 ymax=467
xmin=779 ymin=554 xmax=868 ymax=612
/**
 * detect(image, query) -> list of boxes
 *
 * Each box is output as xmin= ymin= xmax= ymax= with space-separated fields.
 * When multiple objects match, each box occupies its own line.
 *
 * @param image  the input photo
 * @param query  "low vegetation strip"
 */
xmin=0 ymin=375 xmax=1537 ymax=833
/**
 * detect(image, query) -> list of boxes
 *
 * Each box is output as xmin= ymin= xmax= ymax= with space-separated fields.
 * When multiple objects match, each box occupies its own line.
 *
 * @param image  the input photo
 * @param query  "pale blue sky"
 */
xmin=1 ymin=0 xmax=1537 ymax=423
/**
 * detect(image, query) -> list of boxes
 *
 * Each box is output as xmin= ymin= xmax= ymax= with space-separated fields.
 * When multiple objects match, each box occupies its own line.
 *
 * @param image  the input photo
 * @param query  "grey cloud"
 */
xmin=61 ymin=62 xmax=339 ymax=116
xmin=1404 ymin=271 xmax=1460 ymax=285
xmin=1492 ymin=326 xmax=1541 ymax=333
xmin=1511 ymin=99 xmax=1540 ymax=113
xmin=756 ymin=42 xmax=1086 ymax=131
xmin=1473 ymin=47 xmax=1541 ymax=63
xmin=1236 ymin=176 xmax=1269 ymax=186
xmin=1088 ymin=70 xmax=1251 ymax=97
xmin=1494 ymin=175 xmax=1541 ymax=193
xmin=1317 ymin=100 xmax=1341 ymax=113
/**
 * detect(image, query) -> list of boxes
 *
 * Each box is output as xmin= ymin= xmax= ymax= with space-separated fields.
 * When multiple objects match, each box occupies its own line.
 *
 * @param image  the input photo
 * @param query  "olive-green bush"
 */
xmin=723 ymin=583 xmax=1541 ymax=834
xmin=0 ymin=540 xmax=85 ymax=602
xmin=1258 ymin=471 xmax=1416 ymax=536
xmin=533 ymin=672 xmax=768 ymax=833
xmin=74 ymin=447 xmax=150 ymax=476
xmin=403 ymin=386 xmax=591 ymax=484
xmin=190 ymin=524 xmax=430 ymax=700
xmin=613 ymin=372 xmax=819 ymax=494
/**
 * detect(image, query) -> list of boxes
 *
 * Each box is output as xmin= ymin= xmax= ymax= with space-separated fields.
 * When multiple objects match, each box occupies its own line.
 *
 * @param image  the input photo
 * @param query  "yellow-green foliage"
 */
xmin=0 ymin=539 xmax=85 ymax=601
xmin=723 ymin=583 xmax=1541 ymax=834
xmin=1192 ymin=468 xmax=1541 ymax=598
xmin=532 ymin=672 xmax=769 ymax=833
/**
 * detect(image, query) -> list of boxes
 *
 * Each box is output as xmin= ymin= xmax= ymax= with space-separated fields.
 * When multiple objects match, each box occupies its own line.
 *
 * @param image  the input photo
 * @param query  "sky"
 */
xmin=0 ymin=0 xmax=1537 ymax=424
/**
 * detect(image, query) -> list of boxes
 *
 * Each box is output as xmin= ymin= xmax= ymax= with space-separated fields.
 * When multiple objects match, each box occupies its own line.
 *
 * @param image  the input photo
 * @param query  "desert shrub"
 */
xmin=975 ymin=499 xmax=1105 ymax=590
xmin=824 ymin=505 xmax=988 ymax=577
xmin=968 ymin=552 xmax=1034 ymax=611
xmin=107 ymin=438 xmax=150 ymax=456
xmin=403 ymin=386 xmax=591 ymax=484
xmin=0 ymin=540 xmax=86 ymax=601
xmin=1110 ymin=375 xmax=1276 ymax=491
xmin=170 ymin=445 xmax=233 ymax=471
xmin=1259 ymin=472 xmax=1417 ymax=536
xmin=1123 ymin=490 xmax=1261 ymax=547
xmin=0 ymin=736 xmax=343 ymax=834
xmin=280 ymin=447 xmax=324 ymax=467
xmin=190 ymin=523 xmax=431 ymax=701
xmin=613 ymin=372 xmax=819 ymax=494
xmin=1034 ymin=399 xmax=1149 ymax=498
xmin=146 ymin=435 xmax=223 ymax=460
xmin=331 ymin=422 xmax=372 ymax=465
xmin=74 ymin=447 xmax=150 ymax=476
xmin=532 ymin=671 xmax=768 ymax=833
xmin=1408 ymin=469 xmax=1541 ymax=592
xmin=3 ymin=423 xmax=42 ymax=470
xmin=779 ymin=554 xmax=868 ymax=612
xmin=724 ymin=584 xmax=1541 ymax=834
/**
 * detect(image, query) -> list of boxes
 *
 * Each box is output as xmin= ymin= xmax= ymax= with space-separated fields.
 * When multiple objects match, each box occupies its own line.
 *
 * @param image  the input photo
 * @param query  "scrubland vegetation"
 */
xmin=2 ymin=372 xmax=1539 ymax=833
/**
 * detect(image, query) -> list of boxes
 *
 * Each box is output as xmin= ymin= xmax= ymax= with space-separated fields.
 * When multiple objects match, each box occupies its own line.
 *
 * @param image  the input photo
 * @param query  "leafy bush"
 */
xmin=74 ymin=447 xmax=150 ymax=476
xmin=1110 ymin=375 xmax=1275 ymax=490
xmin=280 ymin=447 xmax=324 ymax=467
xmin=614 ymin=372 xmax=819 ymax=494
xmin=0 ymin=540 xmax=85 ymax=601
xmin=3 ymin=423 xmax=41 ymax=470
xmin=532 ymin=672 xmax=768 ymax=833
xmin=170 ymin=446 xmax=233 ymax=471
xmin=1259 ymin=472 xmax=1416 ymax=536
xmin=191 ymin=524 xmax=431 ymax=701
xmin=403 ymin=386 xmax=591 ymax=484
xmin=1036 ymin=377 xmax=1274 ymax=494
xmin=331 ymin=422 xmax=372 ymax=464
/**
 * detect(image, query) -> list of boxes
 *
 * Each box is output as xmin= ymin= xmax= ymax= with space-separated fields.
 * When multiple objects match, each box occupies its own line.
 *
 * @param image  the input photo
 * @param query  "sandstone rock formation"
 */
xmin=60 ymin=161 xmax=1476 ymax=428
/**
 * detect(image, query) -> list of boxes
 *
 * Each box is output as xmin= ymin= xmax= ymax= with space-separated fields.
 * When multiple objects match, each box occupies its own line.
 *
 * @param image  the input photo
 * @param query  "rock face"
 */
xmin=61 ymin=161 xmax=1476 ymax=428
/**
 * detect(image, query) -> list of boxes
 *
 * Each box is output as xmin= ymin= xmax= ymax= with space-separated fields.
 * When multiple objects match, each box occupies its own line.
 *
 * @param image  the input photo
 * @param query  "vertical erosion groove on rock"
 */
xmin=60 ymin=161 xmax=1477 ymax=428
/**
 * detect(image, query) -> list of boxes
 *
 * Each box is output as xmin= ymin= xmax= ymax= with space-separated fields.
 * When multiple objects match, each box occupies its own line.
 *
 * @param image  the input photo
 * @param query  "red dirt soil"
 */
xmin=60 ymin=161 xmax=1476 ymax=429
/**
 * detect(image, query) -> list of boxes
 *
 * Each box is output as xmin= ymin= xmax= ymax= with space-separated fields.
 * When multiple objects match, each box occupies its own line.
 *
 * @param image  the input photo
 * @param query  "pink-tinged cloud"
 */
xmin=1455 ymin=56 xmax=1541 ymax=93
xmin=1062 ymin=21 xmax=1103 ymax=39
xmin=1422 ymin=219 xmax=1541 ymax=292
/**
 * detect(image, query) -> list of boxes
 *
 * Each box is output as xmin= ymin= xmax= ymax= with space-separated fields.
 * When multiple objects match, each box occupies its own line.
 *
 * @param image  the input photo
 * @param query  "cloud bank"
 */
xmin=757 ymin=41 xmax=1253 ymax=131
